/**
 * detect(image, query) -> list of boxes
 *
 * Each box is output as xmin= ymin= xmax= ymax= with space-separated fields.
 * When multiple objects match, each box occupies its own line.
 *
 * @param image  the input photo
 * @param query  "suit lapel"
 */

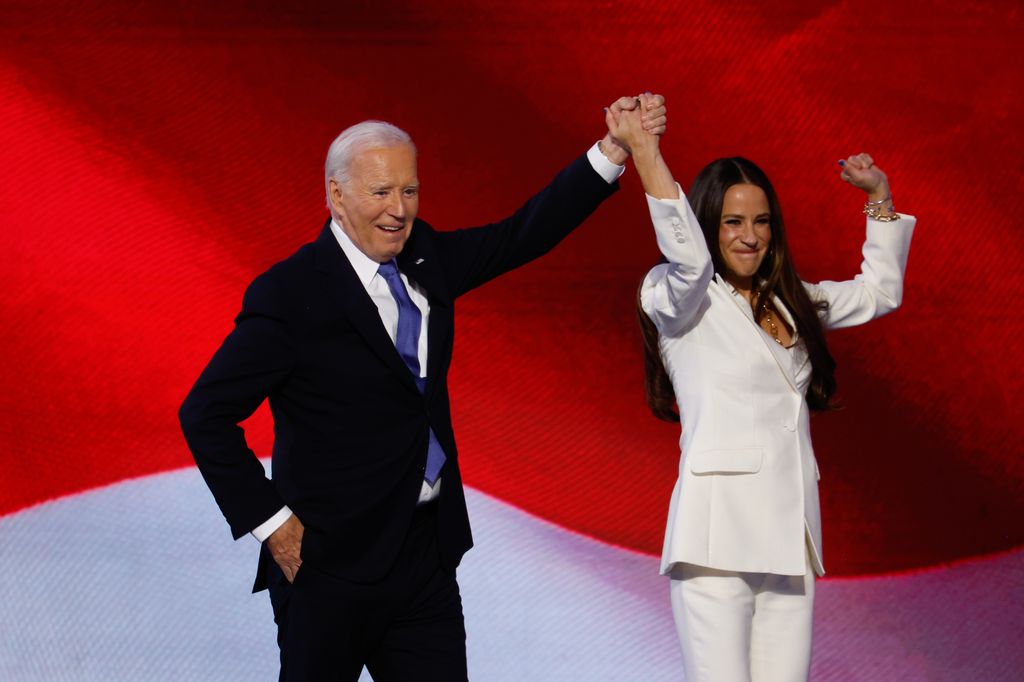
xmin=397 ymin=225 xmax=452 ymax=400
xmin=312 ymin=221 xmax=419 ymax=393
xmin=718 ymin=275 xmax=800 ymax=394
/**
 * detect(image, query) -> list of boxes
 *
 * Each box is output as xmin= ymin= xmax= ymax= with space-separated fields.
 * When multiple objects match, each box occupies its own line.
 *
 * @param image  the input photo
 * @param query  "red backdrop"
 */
xmin=1 ymin=0 xmax=1021 ymax=575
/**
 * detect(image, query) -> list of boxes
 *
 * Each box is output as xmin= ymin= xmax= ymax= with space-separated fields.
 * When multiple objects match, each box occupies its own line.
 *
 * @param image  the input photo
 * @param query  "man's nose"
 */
xmin=387 ymin=193 xmax=405 ymax=218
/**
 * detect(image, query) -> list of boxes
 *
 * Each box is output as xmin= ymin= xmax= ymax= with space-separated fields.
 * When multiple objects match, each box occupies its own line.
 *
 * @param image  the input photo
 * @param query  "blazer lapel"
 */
xmin=760 ymin=321 xmax=799 ymax=393
xmin=397 ymin=225 xmax=453 ymax=400
xmin=718 ymin=275 xmax=800 ymax=394
xmin=312 ymin=221 xmax=419 ymax=393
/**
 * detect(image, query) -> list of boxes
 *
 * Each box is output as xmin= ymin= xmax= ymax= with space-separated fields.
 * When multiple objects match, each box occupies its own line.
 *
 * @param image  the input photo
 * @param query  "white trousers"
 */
xmin=669 ymin=551 xmax=815 ymax=682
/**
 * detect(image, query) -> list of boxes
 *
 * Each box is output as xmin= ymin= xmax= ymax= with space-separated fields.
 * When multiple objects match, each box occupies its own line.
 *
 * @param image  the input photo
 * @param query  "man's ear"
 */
xmin=328 ymin=178 xmax=345 ymax=213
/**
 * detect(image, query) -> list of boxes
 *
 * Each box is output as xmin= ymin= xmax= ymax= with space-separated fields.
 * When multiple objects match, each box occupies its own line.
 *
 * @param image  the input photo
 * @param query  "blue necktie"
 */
xmin=377 ymin=260 xmax=446 ymax=484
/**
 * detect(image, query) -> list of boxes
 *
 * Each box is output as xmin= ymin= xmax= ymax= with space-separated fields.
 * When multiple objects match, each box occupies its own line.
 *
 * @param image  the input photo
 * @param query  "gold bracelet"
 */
xmin=864 ymin=205 xmax=901 ymax=222
xmin=863 ymin=194 xmax=900 ymax=222
xmin=867 ymin=212 xmax=902 ymax=222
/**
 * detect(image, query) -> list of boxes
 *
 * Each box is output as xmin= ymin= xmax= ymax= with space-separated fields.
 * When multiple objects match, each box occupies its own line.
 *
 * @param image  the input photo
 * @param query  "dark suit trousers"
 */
xmin=266 ymin=503 xmax=467 ymax=682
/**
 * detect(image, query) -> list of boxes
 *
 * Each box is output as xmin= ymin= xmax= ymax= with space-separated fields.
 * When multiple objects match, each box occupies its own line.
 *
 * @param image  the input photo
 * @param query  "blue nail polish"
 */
xmin=603 ymin=107 xmax=609 ymax=113
xmin=837 ymin=160 xmax=845 ymax=167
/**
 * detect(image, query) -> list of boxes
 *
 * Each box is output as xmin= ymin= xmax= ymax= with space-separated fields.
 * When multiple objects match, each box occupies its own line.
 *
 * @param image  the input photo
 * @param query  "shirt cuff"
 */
xmin=586 ymin=142 xmax=626 ymax=184
xmin=251 ymin=506 xmax=293 ymax=542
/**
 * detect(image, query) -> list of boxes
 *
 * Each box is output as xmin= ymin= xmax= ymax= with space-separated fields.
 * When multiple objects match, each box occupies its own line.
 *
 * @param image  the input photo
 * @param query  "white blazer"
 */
xmin=641 ymin=189 xmax=915 ymax=577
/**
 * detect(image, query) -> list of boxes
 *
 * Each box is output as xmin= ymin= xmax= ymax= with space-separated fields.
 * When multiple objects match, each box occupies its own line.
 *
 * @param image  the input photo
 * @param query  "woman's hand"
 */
xmin=838 ymin=152 xmax=890 ymax=202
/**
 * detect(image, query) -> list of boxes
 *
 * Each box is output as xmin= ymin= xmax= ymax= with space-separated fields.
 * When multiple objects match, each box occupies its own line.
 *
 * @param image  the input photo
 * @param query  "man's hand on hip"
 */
xmin=267 ymin=513 xmax=304 ymax=583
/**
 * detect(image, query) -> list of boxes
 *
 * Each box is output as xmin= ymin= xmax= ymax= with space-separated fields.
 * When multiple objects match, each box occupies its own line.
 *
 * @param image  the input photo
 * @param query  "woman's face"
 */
xmin=718 ymin=183 xmax=771 ymax=287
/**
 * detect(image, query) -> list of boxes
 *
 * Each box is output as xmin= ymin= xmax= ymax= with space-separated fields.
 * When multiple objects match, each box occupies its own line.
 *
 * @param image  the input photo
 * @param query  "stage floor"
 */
xmin=1 ymin=466 xmax=1021 ymax=681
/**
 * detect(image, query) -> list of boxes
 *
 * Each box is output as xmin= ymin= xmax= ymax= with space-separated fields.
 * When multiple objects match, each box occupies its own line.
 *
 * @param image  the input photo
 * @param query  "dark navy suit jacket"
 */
xmin=179 ymin=153 xmax=617 ymax=590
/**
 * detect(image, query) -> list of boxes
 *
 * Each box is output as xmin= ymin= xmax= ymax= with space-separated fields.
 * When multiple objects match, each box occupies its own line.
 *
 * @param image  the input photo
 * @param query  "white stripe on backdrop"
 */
xmin=0 ymin=467 xmax=1021 ymax=681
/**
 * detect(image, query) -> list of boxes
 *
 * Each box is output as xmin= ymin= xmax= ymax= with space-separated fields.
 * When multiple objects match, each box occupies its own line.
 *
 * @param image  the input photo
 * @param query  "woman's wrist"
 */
xmin=636 ymin=151 xmax=678 ymax=200
xmin=631 ymin=143 xmax=662 ymax=168
xmin=863 ymin=186 xmax=899 ymax=221
xmin=866 ymin=184 xmax=891 ymax=203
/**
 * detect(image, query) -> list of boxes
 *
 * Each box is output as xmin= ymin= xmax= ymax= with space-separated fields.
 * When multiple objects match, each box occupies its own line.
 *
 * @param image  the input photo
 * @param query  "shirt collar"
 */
xmin=329 ymin=218 xmax=383 ymax=289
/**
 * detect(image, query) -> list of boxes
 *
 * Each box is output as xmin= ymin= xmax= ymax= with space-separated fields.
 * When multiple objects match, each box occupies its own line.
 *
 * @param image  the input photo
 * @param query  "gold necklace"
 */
xmin=761 ymin=303 xmax=783 ymax=345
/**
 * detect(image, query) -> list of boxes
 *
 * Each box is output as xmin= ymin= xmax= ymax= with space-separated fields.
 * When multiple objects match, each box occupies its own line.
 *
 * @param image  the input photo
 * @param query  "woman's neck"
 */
xmin=726 ymin=275 xmax=755 ymax=302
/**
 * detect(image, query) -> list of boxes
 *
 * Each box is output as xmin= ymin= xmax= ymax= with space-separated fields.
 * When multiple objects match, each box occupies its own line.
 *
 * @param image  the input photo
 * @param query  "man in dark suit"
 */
xmin=179 ymin=96 xmax=665 ymax=681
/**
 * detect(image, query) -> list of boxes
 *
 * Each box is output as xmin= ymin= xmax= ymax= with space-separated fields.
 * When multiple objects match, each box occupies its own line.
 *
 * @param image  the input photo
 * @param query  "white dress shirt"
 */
xmin=252 ymin=142 xmax=625 ymax=542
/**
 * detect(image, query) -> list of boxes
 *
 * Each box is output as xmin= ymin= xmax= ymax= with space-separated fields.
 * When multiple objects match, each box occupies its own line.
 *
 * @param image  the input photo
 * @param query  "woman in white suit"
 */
xmin=607 ymin=99 xmax=915 ymax=681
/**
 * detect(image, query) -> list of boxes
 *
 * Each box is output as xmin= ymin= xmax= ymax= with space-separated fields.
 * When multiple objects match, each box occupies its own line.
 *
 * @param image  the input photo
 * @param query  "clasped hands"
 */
xmin=601 ymin=92 xmax=667 ymax=163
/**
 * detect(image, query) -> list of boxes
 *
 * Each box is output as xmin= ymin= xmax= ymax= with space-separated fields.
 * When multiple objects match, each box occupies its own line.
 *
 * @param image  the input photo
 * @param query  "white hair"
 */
xmin=324 ymin=120 xmax=414 ymax=209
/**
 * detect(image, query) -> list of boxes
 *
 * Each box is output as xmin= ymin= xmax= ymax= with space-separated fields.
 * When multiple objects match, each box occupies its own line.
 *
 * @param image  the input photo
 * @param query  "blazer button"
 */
xmin=782 ymin=420 xmax=796 ymax=432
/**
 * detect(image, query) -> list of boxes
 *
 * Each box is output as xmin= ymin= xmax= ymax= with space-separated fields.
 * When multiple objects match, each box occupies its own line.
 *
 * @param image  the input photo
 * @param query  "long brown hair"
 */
xmin=640 ymin=157 xmax=837 ymax=421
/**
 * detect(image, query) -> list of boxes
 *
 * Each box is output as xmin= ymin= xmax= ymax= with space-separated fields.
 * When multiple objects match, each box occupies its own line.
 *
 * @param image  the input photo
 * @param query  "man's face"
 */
xmin=329 ymin=144 xmax=419 ymax=263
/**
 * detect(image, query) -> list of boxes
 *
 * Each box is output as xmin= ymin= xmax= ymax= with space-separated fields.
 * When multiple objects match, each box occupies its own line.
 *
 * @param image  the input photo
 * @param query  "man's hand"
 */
xmin=267 ymin=513 xmax=304 ymax=583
